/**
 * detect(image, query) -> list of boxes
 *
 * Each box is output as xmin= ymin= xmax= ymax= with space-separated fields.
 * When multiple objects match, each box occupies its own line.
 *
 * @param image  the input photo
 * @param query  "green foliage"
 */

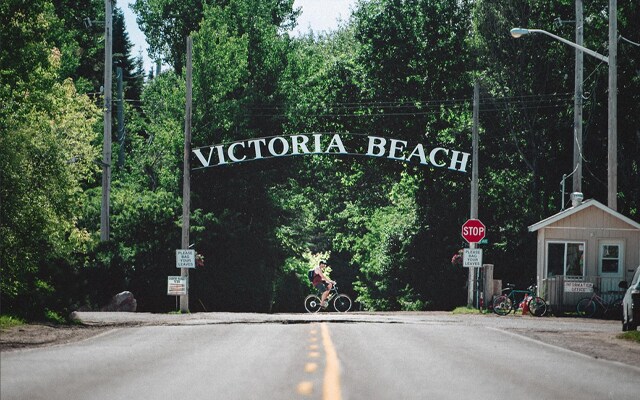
xmin=133 ymin=0 xmax=298 ymax=75
xmin=0 ymin=315 xmax=26 ymax=329
xmin=347 ymin=173 xmax=420 ymax=310
xmin=131 ymin=0 xmax=207 ymax=75
xmin=618 ymin=331 xmax=640 ymax=343
xmin=44 ymin=309 xmax=66 ymax=324
xmin=1 ymin=46 xmax=101 ymax=318
xmin=3 ymin=0 xmax=639 ymax=318
xmin=452 ymin=306 xmax=479 ymax=314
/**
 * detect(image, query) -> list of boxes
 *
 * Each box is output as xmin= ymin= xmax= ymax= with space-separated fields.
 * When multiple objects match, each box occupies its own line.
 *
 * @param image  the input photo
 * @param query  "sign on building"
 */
xmin=564 ymin=281 xmax=594 ymax=293
xmin=463 ymin=248 xmax=483 ymax=268
xmin=167 ymin=276 xmax=188 ymax=296
xmin=176 ymin=249 xmax=196 ymax=269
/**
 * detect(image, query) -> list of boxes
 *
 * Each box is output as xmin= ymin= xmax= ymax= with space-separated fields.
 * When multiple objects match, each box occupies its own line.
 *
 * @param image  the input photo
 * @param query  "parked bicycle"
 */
xmin=576 ymin=287 xmax=623 ymax=319
xmin=492 ymin=284 xmax=548 ymax=317
xmin=304 ymin=284 xmax=352 ymax=313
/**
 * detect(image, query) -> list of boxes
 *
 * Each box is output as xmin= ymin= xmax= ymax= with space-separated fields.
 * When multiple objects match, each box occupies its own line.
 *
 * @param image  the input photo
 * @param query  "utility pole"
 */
xmin=117 ymin=66 xmax=125 ymax=168
xmin=608 ymin=0 xmax=617 ymax=211
xmin=468 ymin=81 xmax=479 ymax=307
xmin=100 ymin=0 xmax=113 ymax=242
xmin=572 ymin=0 xmax=583 ymax=194
xmin=180 ymin=36 xmax=193 ymax=313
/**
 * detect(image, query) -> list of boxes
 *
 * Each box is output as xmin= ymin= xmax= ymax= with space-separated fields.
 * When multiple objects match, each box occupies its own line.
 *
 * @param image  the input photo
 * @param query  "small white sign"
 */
xmin=167 ymin=276 xmax=188 ymax=296
xmin=463 ymin=248 xmax=483 ymax=268
xmin=176 ymin=249 xmax=196 ymax=269
xmin=564 ymin=281 xmax=593 ymax=293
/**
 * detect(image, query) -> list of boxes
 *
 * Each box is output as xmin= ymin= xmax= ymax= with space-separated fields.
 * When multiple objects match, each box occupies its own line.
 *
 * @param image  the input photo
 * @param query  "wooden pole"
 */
xmin=100 ymin=0 xmax=112 ymax=242
xmin=117 ymin=66 xmax=124 ymax=168
xmin=468 ymin=81 xmax=479 ymax=307
xmin=180 ymin=36 xmax=193 ymax=313
xmin=573 ymin=0 xmax=583 ymax=194
xmin=607 ymin=0 xmax=617 ymax=211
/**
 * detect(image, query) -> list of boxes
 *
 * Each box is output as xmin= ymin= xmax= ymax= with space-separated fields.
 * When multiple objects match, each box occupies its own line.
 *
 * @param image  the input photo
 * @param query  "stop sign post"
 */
xmin=461 ymin=219 xmax=486 ymax=244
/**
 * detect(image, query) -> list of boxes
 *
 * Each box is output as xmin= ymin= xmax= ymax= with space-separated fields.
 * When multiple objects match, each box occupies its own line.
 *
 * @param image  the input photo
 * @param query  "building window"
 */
xmin=546 ymin=242 xmax=585 ymax=278
xmin=599 ymin=242 xmax=623 ymax=276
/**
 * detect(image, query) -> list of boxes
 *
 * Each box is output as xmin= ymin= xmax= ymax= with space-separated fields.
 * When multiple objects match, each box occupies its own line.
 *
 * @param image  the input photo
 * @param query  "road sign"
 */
xmin=461 ymin=219 xmax=486 ymax=243
xmin=176 ymin=249 xmax=196 ymax=269
xmin=463 ymin=248 xmax=483 ymax=268
xmin=167 ymin=276 xmax=188 ymax=296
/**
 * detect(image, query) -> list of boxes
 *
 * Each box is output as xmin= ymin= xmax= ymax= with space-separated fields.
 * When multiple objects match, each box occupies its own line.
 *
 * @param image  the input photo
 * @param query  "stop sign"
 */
xmin=461 ymin=219 xmax=486 ymax=243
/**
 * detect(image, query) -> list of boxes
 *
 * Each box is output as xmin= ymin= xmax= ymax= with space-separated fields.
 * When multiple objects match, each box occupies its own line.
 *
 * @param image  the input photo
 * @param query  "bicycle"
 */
xmin=492 ymin=284 xmax=548 ymax=317
xmin=304 ymin=284 xmax=352 ymax=313
xmin=575 ymin=287 xmax=623 ymax=319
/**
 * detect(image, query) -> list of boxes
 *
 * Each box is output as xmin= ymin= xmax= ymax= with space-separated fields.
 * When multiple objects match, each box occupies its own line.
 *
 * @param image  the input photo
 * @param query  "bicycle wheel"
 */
xmin=527 ymin=296 xmax=548 ymax=317
xmin=492 ymin=295 xmax=513 ymax=316
xmin=576 ymin=297 xmax=597 ymax=318
xmin=333 ymin=294 xmax=352 ymax=313
xmin=304 ymin=295 xmax=322 ymax=313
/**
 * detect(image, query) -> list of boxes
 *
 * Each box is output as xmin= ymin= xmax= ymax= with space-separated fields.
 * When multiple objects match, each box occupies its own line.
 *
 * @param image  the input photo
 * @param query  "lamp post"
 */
xmin=510 ymin=3 xmax=617 ymax=211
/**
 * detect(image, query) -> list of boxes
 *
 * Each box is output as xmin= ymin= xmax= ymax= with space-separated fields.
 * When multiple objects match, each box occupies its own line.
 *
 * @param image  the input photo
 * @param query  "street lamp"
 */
xmin=509 ymin=28 xmax=608 ymax=62
xmin=510 ymin=17 xmax=617 ymax=211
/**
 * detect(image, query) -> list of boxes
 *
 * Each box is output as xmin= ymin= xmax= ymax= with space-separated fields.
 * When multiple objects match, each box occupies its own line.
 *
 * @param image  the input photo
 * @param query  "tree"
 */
xmin=113 ymin=5 xmax=145 ymax=102
xmin=1 ymin=48 xmax=101 ymax=318
xmin=132 ymin=0 xmax=298 ymax=75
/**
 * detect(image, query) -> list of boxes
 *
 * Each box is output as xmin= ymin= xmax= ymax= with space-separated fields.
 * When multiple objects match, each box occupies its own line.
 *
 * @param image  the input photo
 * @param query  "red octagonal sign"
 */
xmin=461 ymin=219 xmax=486 ymax=243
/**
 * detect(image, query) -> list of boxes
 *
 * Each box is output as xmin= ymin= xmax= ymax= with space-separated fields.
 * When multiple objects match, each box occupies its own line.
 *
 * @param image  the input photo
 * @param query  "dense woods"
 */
xmin=1 ymin=0 xmax=638 ymax=320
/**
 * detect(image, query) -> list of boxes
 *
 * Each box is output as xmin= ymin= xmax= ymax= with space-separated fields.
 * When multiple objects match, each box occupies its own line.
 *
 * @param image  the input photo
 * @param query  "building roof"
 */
xmin=528 ymin=199 xmax=640 ymax=232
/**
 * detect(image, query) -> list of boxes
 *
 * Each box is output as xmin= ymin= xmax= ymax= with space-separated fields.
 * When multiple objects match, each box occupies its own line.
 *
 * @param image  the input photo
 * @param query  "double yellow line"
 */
xmin=297 ymin=323 xmax=342 ymax=400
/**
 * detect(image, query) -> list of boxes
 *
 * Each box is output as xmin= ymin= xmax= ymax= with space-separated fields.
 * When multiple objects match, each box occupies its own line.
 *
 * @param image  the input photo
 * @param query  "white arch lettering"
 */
xmin=291 ymin=135 xmax=311 ymax=154
xmin=268 ymin=136 xmax=289 ymax=156
xmin=325 ymin=134 xmax=347 ymax=154
xmin=192 ymin=133 xmax=470 ymax=173
xmin=228 ymin=142 xmax=246 ymax=162
xmin=429 ymin=147 xmax=448 ymax=168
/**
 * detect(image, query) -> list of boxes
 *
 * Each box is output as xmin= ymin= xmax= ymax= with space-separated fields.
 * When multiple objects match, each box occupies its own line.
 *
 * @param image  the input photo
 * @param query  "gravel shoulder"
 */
xmin=0 ymin=324 xmax=113 ymax=351
xmin=2 ymin=312 xmax=638 ymax=368
xmin=508 ymin=328 xmax=640 ymax=366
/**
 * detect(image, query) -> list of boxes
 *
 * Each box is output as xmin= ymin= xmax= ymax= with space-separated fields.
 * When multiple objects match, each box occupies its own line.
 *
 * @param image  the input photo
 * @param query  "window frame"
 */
xmin=545 ymin=240 xmax=586 ymax=279
xmin=598 ymin=240 xmax=624 ymax=277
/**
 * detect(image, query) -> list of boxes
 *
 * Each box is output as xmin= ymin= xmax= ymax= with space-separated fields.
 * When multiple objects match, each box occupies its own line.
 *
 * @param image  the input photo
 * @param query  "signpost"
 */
xmin=461 ymin=219 xmax=486 ymax=243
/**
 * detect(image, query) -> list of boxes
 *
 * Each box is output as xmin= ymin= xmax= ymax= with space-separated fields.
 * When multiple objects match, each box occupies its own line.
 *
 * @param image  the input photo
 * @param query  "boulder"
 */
xmin=101 ymin=291 xmax=137 ymax=312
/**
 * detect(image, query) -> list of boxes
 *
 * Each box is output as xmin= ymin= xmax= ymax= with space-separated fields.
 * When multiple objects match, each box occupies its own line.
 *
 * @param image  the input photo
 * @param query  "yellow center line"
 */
xmin=297 ymin=324 xmax=320 ymax=397
xmin=305 ymin=362 xmax=318 ymax=373
xmin=320 ymin=323 xmax=342 ymax=400
xmin=297 ymin=381 xmax=313 ymax=395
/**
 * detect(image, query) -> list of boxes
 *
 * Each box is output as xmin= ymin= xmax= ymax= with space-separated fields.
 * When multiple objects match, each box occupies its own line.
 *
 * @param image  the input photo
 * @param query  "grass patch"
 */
xmin=452 ymin=306 xmax=482 ymax=314
xmin=617 ymin=330 xmax=640 ymax=343
xmin=0 ymin=315 xmax=25 ymax=329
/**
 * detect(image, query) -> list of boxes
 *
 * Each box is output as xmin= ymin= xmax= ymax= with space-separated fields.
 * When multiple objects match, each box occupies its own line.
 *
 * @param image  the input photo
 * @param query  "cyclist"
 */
xmin=313 ymin=260 xmax=336 ymax=309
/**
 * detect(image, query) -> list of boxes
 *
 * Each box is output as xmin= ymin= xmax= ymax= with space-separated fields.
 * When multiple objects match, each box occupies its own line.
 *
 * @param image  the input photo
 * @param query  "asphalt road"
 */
xmin=1 ymin=314 xmax=638 ymax=400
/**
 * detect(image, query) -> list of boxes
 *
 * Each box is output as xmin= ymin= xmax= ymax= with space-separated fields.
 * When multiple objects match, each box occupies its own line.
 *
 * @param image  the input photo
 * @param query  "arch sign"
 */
xmin=192 ymin=133 xmax=470 ymax=173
